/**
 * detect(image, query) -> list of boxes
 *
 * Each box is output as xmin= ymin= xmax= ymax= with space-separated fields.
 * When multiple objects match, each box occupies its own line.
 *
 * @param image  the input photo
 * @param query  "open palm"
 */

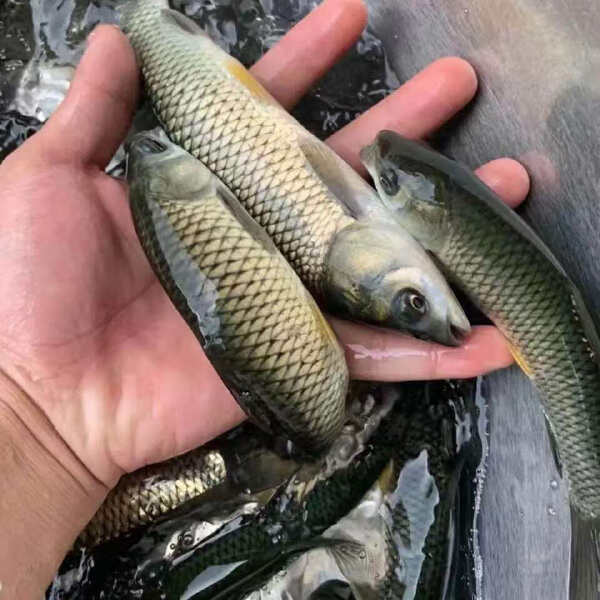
xmin=0 ymin=0 xmax=528 ymax=488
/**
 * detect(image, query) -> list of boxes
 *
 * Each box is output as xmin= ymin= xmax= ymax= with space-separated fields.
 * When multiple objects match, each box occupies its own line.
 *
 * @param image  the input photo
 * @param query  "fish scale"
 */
xmin=363 ymin=131 xmax=600 ymax=519
xmin=447 ymin=199 xmax=600 ymax=515
xmin=129 ymin=142 xmax=348 ymax=452
xmin=121 ymin=0 xmax=353 ymax=293
xmin=79 ymin=448 xmax=227 ymax=547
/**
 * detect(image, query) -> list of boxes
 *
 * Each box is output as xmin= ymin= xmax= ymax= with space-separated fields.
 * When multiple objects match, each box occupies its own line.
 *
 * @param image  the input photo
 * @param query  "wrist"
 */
xmin=0 ymin=373 xmax=107 ymax=597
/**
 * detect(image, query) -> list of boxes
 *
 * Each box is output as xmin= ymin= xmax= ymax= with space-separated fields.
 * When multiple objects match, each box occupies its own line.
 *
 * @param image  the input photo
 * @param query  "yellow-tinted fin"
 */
xmin=509 ymin=344 xmax=534 ymax=378
xmin=225 ymin=59 xmax=278 ymax=104
xmin=377 ymin=459 xmax=396 ymax=494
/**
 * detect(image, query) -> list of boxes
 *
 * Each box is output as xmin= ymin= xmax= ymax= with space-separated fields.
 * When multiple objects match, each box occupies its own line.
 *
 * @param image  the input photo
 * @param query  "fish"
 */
xmin=362 ymin=130 xmax=600 ymax=581
xmin=169 ymin=385 xmax=458 ymax=600
xmin=78 ymin=424 xmax=300 ymax=548
xmin=68 ymin=385 xmax=462 ymax=599
xmin=326 ymin=383 xmax=460 ymax=600
xmin=118 ymin=0 xmax=470 ymax=347
xmin=127 ymin=129 xmax=348 ymax=454
xmin=79 ymin=446 xmax=227 ymax=548
xmin=163 ymin=455 xmax=394 ymax=600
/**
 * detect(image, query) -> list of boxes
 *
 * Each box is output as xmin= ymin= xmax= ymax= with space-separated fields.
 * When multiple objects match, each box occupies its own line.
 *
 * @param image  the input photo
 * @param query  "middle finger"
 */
xmin=327 ymin=57 xmax=478 ymax=172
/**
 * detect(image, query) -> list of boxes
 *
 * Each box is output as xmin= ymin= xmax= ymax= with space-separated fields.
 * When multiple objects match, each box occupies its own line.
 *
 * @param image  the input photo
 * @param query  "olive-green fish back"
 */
xmin=447 ymin=191 xmax=600 ymax=517
xmin=121 ymin=1 xmax=354 ymax=293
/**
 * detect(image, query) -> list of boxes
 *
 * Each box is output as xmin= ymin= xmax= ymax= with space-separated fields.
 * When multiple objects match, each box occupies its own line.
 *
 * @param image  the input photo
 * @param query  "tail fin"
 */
xmin=570 ymin=507 xmax=600 ymax=599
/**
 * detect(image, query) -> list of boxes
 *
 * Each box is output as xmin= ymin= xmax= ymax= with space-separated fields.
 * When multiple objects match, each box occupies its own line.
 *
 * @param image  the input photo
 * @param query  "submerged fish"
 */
xmin=119 ymin=0 xmax=470 ymax=347
xmin=80 ymin=447 xmax=227 ymax=548
xmin=178 ymin=385 xmax=459 ymax=600
xmin=79 ymin=424 xmax=300 ymax=548
xmin=127 ymin=130 xmax=348 ymax=453
xmin=362 ymin=130 xmax=600 ymax=569
xmin=326 ymin=384 xmax=460 ymax=600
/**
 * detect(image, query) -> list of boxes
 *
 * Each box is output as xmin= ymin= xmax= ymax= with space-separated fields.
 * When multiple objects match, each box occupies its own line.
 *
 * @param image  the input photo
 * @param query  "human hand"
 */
xmin=0 ymin=0 xmax=528 ymax=491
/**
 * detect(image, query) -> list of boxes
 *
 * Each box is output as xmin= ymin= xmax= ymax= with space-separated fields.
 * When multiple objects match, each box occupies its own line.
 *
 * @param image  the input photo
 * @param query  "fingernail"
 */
xmin=86 ymin=23 xmax=121 ymax=47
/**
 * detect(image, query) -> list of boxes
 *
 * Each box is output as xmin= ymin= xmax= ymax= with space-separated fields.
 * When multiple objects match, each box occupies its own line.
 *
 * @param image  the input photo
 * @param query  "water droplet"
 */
xmin=550 ymin=479 xmax=559 ymax=490
xmin=547 ymin=505 xmax=557 ymax=516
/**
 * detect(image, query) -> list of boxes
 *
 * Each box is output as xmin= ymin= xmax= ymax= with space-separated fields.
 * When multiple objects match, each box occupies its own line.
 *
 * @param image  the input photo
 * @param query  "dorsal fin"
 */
xmin=298 ymin=133 xmax=387 ymax=220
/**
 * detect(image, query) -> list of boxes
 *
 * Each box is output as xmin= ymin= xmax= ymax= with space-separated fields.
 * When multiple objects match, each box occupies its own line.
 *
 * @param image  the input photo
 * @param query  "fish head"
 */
xmin=325 ymin=221 xmax=470 ymax=347
xmin=360 ymin=131 xmax=451 ymax=253
xmin=126 ymin=128 xmax=215 ymax=198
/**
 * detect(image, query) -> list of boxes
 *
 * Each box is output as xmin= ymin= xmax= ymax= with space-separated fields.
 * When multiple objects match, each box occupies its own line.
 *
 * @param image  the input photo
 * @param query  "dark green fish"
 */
xmin=127 ymin=130 xmax=348 ymax=454
xmin=328 ymin=384 xmax=460 ymax=600
xmin=177 ymin=385 xmax=459 ymax=600
xmin=118 ymin=0 xmax=470 ymax=347
xmin=79 ymin=424 xmax=300 ymax=548
xmin=362 ymin=130 xmax=600 ymax=591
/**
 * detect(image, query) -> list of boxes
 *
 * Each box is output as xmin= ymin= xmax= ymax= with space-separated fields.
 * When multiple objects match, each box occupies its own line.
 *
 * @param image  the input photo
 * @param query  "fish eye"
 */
xmin=136 ymin=137 xmax=168 ymax=154
xmin=394 ymin=288 xmax=428 ymax=321
xmin=379 ymin=168 xmax=399 ymax=196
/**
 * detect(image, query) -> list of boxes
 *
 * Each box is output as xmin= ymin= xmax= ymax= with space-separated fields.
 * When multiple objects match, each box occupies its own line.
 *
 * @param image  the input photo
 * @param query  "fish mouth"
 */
xmin=442 ymin=315 xmax=471 ymax=347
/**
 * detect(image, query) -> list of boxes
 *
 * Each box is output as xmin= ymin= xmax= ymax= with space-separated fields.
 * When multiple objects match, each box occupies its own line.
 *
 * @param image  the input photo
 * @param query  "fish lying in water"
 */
xmin=63 ymin=385 xmax=463 ymax=599
xmin=362 ymin=130 xmax=600 ymax=592
xmin=324 ymin=383 xmax=460 ymax=600
xmin=220 ymin=383 xmax=460 ymax=600
xmin=79 ymin=424 xmax=301 ymax=548
xmin=162 ymin=391 xmax=406 ymax=600
xmin=79 ymin=446 xmax=227 ymax=548
xmin=128 ymin=130 xmax=348 ymax=453
xmin=119 ymin=0 xmax=470 ymax=347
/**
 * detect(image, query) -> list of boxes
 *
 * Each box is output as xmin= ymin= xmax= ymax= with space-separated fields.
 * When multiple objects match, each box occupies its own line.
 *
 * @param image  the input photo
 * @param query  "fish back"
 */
xmin=446 ymin=193 xmax=600 ymax=516
xmin=121 ymin=1 xmax=351 ymax=293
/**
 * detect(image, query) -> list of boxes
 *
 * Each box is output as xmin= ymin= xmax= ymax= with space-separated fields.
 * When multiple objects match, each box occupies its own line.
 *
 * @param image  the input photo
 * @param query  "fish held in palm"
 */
xmin=119 ymin=0 xmax=470 ymax=347
xmin=127 ymin=130 xmax=348 ymax=454
xmin=361 ymin=131 xmax=600 ymax=538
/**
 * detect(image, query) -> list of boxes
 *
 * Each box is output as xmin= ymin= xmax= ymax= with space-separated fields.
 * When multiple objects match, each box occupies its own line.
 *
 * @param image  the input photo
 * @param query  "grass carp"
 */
xmin=362 ymin=130 xmax=600 ymax=594
xmin=119 ymin=0 xmax=470 ymax=347
xmin=127 ymin=130 xmax=348 ymax=454
xmin=80 ymin=446 xmax=227 ymax=548
xmin=167 ymin=384 xmax=459 ymax=600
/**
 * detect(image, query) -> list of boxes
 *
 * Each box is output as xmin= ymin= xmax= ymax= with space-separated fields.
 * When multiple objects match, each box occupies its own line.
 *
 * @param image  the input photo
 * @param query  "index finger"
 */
xmin=251 ymin=0 xmax=367 ymax=110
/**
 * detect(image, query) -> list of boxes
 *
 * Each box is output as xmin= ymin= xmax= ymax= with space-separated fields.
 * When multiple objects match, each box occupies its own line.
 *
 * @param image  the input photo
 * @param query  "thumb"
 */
xmin=31 ymin=25 xmax=140 ymax=169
